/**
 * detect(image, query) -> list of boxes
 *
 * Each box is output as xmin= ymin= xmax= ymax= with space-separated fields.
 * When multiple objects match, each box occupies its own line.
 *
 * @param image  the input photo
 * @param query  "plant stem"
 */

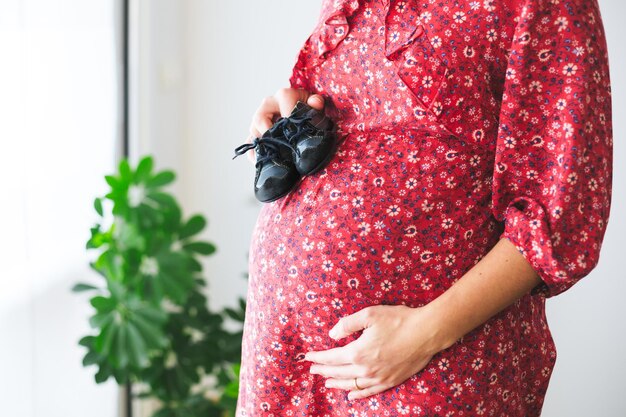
xmin=126 ymin=381 xmax=133 ymax=417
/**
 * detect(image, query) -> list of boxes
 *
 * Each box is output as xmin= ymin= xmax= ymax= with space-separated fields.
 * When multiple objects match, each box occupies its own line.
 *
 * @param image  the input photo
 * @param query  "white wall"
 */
xmin=0 ymin=0 xmax=120 ymax=416
xmin=138 ymin=0 xmax=626 ymax=415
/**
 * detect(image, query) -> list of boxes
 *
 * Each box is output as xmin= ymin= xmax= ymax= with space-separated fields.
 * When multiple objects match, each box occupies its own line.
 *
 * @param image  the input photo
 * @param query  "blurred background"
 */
xmin=0 ymin=0 xmax=624 ymax=416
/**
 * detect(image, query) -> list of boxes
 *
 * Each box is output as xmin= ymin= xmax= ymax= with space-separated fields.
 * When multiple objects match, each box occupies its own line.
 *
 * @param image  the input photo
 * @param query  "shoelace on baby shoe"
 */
xmin=232 ymin=112 xmax=319 ymax=163
xmin=232 ymin=136 xmax=297 ymax=165
xmin=272 ymin=114 xmax=317 ymax=143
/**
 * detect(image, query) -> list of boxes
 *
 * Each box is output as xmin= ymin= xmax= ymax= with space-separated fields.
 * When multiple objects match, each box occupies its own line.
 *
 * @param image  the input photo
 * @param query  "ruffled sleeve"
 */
xmin=289 ymin=0 xmax=360 ymax=91
xmin=492 ymin=0 xmax=613 ymax=298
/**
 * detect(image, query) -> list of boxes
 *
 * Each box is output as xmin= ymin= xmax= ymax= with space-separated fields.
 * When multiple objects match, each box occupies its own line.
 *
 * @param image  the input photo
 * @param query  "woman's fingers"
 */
xmin=243 ymin=132 xmax=257 ymax=164
xmin=246 ymin=121 xmax=265 ymax=164
xmin=253 ymin=96 xmax=279 ymax=135
xmin=305 ymin=343 xmax=357 ymax=365
xmin=274 ymin=88 xmax=300 ymax=117
xmin=306 ymin=93 xmax=325 ymax=110
xmin=347 ymin=383 xmax=389 ymax=400
xmin=252 ymin=89 xmax=326 ymax=136
xmin=324 ymin=376 xmax=382 ymax=392
xmin=310 ymin=363 xmax=365 ymax=379
xmin=325 ymin=377 xmax=390 ymax=400
xmin=275 ymin=87 xmax=319 ymax=116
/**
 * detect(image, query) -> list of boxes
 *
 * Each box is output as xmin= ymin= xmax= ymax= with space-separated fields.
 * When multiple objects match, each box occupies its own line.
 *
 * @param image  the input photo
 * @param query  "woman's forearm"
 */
xmin=421 ymin=237 xmax=543 ymax=352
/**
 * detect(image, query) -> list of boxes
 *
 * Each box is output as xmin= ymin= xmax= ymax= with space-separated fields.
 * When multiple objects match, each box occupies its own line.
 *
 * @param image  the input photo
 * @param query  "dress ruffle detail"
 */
xmin=310 ymin=0 xmax=360 ymax=61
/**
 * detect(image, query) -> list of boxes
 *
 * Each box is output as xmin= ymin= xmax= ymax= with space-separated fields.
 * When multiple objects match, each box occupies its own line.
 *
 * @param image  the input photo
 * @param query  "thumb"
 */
xmin=306 ymin=94 xmax=325 ymax=110
xmin=328 ymin=307 xmax=373 ymax=340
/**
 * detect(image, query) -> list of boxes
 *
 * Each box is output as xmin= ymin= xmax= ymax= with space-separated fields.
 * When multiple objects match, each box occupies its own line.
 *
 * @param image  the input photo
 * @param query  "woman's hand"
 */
xmin=245 ymin=88 xmax=325 ymax=163
xmin=304 ymin=304 xmax=449 ymax=400
xmin=304 ymin=237 xmax=544 ymax=401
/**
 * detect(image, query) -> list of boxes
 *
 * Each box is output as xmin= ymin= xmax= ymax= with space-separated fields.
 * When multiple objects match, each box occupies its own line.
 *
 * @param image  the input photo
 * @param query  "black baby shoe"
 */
xmin=233 ymin=101 xmax=337 ymax=203
xmin=271 ymin=101 xmax=337 ymax=176
xmin=232 ymin=134 xmax=300 ymax=203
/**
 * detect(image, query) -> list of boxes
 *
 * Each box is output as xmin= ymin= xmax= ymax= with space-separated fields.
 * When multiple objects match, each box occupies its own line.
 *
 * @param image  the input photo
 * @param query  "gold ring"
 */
xmin=354 ymin=377 xmax=362 ymax=390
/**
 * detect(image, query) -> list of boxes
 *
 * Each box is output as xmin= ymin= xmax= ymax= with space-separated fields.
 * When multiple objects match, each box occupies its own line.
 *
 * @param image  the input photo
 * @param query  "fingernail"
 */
xmin=309 ymin=95 xmax=323 ymax=106
xmin=328 ymin=328 xmax=337 ymax=339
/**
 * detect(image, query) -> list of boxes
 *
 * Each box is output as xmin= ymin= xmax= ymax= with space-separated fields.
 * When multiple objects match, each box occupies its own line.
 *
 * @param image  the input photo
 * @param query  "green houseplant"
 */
xmin=73 ymin=156 xmax=245 ymax=417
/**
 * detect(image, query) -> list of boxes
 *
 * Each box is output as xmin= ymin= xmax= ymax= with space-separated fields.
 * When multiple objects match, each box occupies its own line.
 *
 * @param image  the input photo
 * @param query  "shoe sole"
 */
xmin=258 ymin=174 xmax=303 ymax=203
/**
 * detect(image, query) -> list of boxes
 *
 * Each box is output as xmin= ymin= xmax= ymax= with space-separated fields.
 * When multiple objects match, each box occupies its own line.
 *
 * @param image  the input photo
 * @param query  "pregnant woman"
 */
xmin=235 ymin=0 xmax=613 ymax=415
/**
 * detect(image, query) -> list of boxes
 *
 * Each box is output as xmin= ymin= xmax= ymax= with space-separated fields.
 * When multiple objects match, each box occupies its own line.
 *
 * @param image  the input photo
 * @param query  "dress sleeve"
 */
xmin=491 ymin=0 xmax=613 ymax=298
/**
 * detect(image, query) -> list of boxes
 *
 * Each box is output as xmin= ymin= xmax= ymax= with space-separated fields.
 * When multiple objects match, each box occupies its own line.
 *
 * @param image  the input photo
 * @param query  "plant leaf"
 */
xmin=82 ymin=350 xmax=101 ymax=367
xmin=86 ymin=225 xmax=107 ymax=249
xmin=94 ymin=197 xmax=103 ymax=216
xmin=188 ymin=257 xmax=202 ymax=272
xmin=179 ymin=215 xmax=206 ymax=240
xmin=90 ymin=296 xmax=116 ymax=312
xmin=105 ymin=175 xmax=119 ymax=189
xmin=183 ymin=242 xmax=216 ymax=255
xmin=112 ymin=368 xmax=128 ymax=385
xmin=115 ymin=323 xmax=129 ymax=368
xmin=134 ymin=156 xmax=154 ymax=183
xmin=119 ymin=159 xmax=132 ymax=183
xmin=89 ymin=312 xmax=114 ymax=329
xmin=132 ymin=314 xmax=168 ymax=350
xmin=78 ymin=335 xmax=96 ymax=348
xmin=99 ymin=323 xmax=118 ymax=356
xmin=223 ymin=307 xmax=244 ymax=322
xmin=126 ymin=322 xmax=149 ymax=368
xmin=71 ymin=283 xmax=99 ymax=293
xmin=146 ymin=192 xmax=177 ymax=209
xmin=94 ymin=363 xmax=112 ymax=384
xmin=159 ymin=271 xmax=191 ymax=305
xmin=135 ymin=301 xmax=167 ymax=320
xmin=108 ymin=280 xmax=126 ymax=302
xmin=147 ymin=171 xmax=175 ymax=188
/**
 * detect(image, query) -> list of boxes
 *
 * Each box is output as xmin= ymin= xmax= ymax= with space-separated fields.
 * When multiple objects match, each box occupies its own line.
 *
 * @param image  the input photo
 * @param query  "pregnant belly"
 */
xmin=248 ymin=128 xmax=499 ymax=315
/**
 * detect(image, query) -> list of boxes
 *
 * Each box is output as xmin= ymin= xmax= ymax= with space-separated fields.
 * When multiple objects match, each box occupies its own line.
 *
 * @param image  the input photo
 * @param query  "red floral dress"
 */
xmin=235 ymin=0 xmax=613 ymax=415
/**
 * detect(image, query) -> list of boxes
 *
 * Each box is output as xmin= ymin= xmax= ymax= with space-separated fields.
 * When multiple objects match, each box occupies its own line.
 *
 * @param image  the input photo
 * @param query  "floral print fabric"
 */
xmin=235 ymin=0 xmax=612 ymax=415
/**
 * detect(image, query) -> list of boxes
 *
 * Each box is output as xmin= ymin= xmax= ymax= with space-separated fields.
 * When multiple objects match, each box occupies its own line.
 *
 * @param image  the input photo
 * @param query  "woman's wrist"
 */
xmin=411 ymin=238 xmax=544 ymax=356
xmin=408 ymin=301 xmax=460 ymax=357
xmin=417 ymin=298 xmax=461 ymax=354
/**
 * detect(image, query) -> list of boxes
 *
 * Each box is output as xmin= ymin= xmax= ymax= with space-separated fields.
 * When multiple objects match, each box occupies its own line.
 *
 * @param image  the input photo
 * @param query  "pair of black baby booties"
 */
xmin=232 ymin=101 xmax=337 ymax=203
